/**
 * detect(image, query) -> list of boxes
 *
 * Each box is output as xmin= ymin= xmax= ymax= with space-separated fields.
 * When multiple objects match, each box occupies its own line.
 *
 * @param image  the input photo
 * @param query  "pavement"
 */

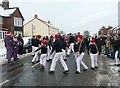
xmin=0 ymin=52 xmax=120 ymax=87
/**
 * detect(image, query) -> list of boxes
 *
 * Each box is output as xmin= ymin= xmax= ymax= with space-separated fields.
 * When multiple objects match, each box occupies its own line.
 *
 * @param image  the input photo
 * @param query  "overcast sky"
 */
xmin=0 ymin=0 xmax=119 ymax=35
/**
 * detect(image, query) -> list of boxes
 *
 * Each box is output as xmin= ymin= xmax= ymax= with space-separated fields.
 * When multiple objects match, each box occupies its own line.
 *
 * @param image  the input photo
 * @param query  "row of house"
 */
xmin=0 ymin=0 xmax=60 ymax=40
xmin=98 ymin=25 xmax=120 ymax=36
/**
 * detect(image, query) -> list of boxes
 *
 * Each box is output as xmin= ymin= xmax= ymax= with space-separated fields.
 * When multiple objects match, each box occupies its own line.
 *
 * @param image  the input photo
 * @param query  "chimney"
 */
xmin=48 ymin=20 xmax=50 ymax=24
xmin=34 ymin=14 xmax=38 ymax=18
xmin=2 ymin=0 xmax=9 ymax=9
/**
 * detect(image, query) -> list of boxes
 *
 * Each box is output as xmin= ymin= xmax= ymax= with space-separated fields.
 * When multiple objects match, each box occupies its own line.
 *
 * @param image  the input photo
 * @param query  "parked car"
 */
xmin=23 ymin=37 xmax=32 ymax=54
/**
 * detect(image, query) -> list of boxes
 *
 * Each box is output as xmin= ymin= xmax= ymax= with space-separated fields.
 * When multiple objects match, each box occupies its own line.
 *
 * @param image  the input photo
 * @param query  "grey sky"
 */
xmin=0 ymin=0 xmax=119 ymax=35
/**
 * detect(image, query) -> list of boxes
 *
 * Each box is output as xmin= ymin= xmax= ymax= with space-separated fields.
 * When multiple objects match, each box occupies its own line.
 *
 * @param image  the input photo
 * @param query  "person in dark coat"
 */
xmin=95 ymin=36 xmax=102 ymax=55
xmin=4 ymin=31 xmax=11 ymax=60
xmin=13 ymin=35 xmax=19 ymax=61
xmin=31 ymin=35 xmax=36 ymax=56
xmin=32 ymin=35 xmax=41 ymax=64
xmin=74 ymin=35 xmax=88 ymax=74
xmin=88 ymin=38 xmax=99 ymax=70
xmin=35 ymin=40 xmax=48 ymax=70
xmin=84 ymin=36 xmax=90 ymax=54
xmin=66 ymin=33 xmax=76 ymax=56
xmin=7 ymin=33 xmax=14 ymax=64
xmin=17 ymin=34 xmax=24 ymax=55
xmin=46 ymin=35 xmax=54 ymax=61
xmin=60 ymin=35 xmax=67 ymax=60
xmin=113 ymin=36 xmax=120 ymax=66
xmin=49 ymin=34 xmax=69 ymax=74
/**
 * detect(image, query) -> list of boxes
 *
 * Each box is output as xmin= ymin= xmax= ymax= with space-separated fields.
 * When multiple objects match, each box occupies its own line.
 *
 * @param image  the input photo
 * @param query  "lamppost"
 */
xmin=32 ymin=24 xmax=35 ymax=36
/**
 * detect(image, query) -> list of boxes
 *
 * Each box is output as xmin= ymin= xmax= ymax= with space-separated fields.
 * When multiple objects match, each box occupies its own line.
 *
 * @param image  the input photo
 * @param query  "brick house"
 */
xmin=98 ymin=25 xmax=120 ymax=36
xmin=0 ymin=0 xmax=24 ymax=39
xmin=98 ymin=26 xmax=113 ymax=36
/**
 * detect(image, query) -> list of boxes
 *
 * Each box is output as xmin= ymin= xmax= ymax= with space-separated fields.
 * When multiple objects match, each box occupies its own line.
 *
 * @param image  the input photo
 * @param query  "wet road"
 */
xmin=1 ymin=52 xmax=120 ymax=87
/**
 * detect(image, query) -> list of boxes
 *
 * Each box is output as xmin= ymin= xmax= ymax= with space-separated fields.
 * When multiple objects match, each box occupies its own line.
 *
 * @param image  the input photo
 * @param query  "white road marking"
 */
xmin=0 ymin=80 xmax=9 ymax=86
xmin=31 ymin=62 xmax=40 ymax=68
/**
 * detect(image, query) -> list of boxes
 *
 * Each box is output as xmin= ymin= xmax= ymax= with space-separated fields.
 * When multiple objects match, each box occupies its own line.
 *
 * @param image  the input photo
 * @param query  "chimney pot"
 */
xmin=35 ymin=14 xmax=38 ymax=18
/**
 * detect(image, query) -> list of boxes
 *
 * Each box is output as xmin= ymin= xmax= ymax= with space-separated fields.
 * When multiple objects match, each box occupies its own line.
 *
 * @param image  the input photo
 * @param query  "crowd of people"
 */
xmin=30 ymin=32 xmax=120 ymax=74
xmin=4 ymin=31 xmax=24 ymax=64
xmin=4 ymin=31 xmax=120 ymax=73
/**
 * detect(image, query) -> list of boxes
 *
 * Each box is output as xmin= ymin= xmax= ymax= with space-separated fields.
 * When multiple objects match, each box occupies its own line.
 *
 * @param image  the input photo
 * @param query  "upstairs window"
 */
xmin=14 ymin=17 xmax=22 ymax=27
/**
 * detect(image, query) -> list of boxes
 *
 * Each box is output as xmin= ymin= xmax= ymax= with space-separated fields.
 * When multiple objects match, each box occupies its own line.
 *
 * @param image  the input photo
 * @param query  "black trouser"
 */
xmin=105 ymin=47 xmax=110 ymax=57
xmin=98 ymin=46 xmax=101 ymax=55
xmin=18 ymin=45 xmax=23 ymax=55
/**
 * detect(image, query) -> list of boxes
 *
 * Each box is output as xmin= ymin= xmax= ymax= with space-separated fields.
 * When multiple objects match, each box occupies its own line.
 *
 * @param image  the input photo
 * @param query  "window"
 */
xmin=14 ymin=17 xmax=22 ymax=27
xmin=0 ymin=31 xmax=6 ymax=39
xmin=0 ymin=17 xmax=3 ymax=24
xmin=14 ymin=31 xmax=22 ymax=36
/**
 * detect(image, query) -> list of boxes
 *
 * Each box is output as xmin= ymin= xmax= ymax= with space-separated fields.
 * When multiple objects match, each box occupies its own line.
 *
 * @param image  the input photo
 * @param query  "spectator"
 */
xmin=113 ymin=36 xmax=120 ymax=66
xmin=105 ymin=37 xmax=111 ymax=58
xmin=17 ymin=34 xmax=24 ymax=55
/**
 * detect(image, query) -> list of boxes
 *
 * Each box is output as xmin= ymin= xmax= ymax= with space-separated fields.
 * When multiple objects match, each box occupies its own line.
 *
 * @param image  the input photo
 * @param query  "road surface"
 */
xmin=0 ymin=52 xmax=120 ymax=87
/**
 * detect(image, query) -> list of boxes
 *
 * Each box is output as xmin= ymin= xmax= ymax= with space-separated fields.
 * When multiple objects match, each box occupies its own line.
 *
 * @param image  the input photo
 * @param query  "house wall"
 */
xmin=49 ymin=27 xmax=59 ymax=35
xmin=2 ymin=8 xmax=24 ymax=35
xmin=24 ymin=19 xmax=49 ymax=37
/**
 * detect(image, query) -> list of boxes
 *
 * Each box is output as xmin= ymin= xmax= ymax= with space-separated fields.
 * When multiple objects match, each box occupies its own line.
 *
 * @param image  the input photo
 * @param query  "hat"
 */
xmin=50 ymin=35 xmax=54 ymax=39
xmin=77 ymin=35 xmax=83 ymax=39
xmin=55 ymin=34 xmax=59 ymax=39
xmin=6 ymin=31 xmax=11 ymax=35
xmin=65 ymin=39 xmax=69 ymax=42
xmin=91 ymin=39 xmax=95 ymax=43
xmin=14 ymin=34 xmax=17 ymax=38
xmin=37 ymin=35 xmax=41 ymax=39
xmin=42 ymin=40 xmax=47 ymax=45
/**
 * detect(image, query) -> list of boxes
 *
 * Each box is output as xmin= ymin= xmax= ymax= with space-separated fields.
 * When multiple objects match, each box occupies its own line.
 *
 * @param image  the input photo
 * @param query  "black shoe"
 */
xmin=64 ymin=59 xmax=67 ymax=61
xmin=66 ymin=55 xmax=69 ymax=57
xmin=46 ymin=60 xmax=50 ymax=62
xmin=95 ymin=66 xmax=98 ymax=68
xmin=32 ymin=62 xmax=35 ymax=65
xmin=115 ymin=64 xmax=120 ymax=66
xmin=49 ymin=71 xmax=54 ymax=74
xmin=32 ymin=55 xmax=35 ymax=57
xmin=63 ymin=70 xmax=69 ymax=74
xmin=75 ymin=71 xmax=80 ymax=74
xmin=36 ymin=60 xmax=40 ymax=63
xmin=83 ymin=69 xmax=87 ymax=71
xmin=47 ymin=59 xmax=52 ymax=62
xmin=91 ymin=68 xmax=94 ymax=70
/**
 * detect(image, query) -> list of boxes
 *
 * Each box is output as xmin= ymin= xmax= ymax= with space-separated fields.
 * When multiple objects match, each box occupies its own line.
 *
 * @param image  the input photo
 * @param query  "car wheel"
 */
xmin=25 ymin=48 xmax=29 ymax=53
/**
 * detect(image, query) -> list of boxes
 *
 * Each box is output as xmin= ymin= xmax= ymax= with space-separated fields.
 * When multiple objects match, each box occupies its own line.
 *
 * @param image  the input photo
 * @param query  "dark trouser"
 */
xmin=106 ymin=47 xmax=110 ymax=58
xmin=98 ymin=46 xmax=101 ymax=55
xmin=7 ymin=47 xmax=13 ymax=62
xmin=13 ymin=47 xmax=19 ymax=61
xmin=18 ymin=45 xmax=23 ymax=55
xmin=109 ymin=51 xmax=115 ymax=59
